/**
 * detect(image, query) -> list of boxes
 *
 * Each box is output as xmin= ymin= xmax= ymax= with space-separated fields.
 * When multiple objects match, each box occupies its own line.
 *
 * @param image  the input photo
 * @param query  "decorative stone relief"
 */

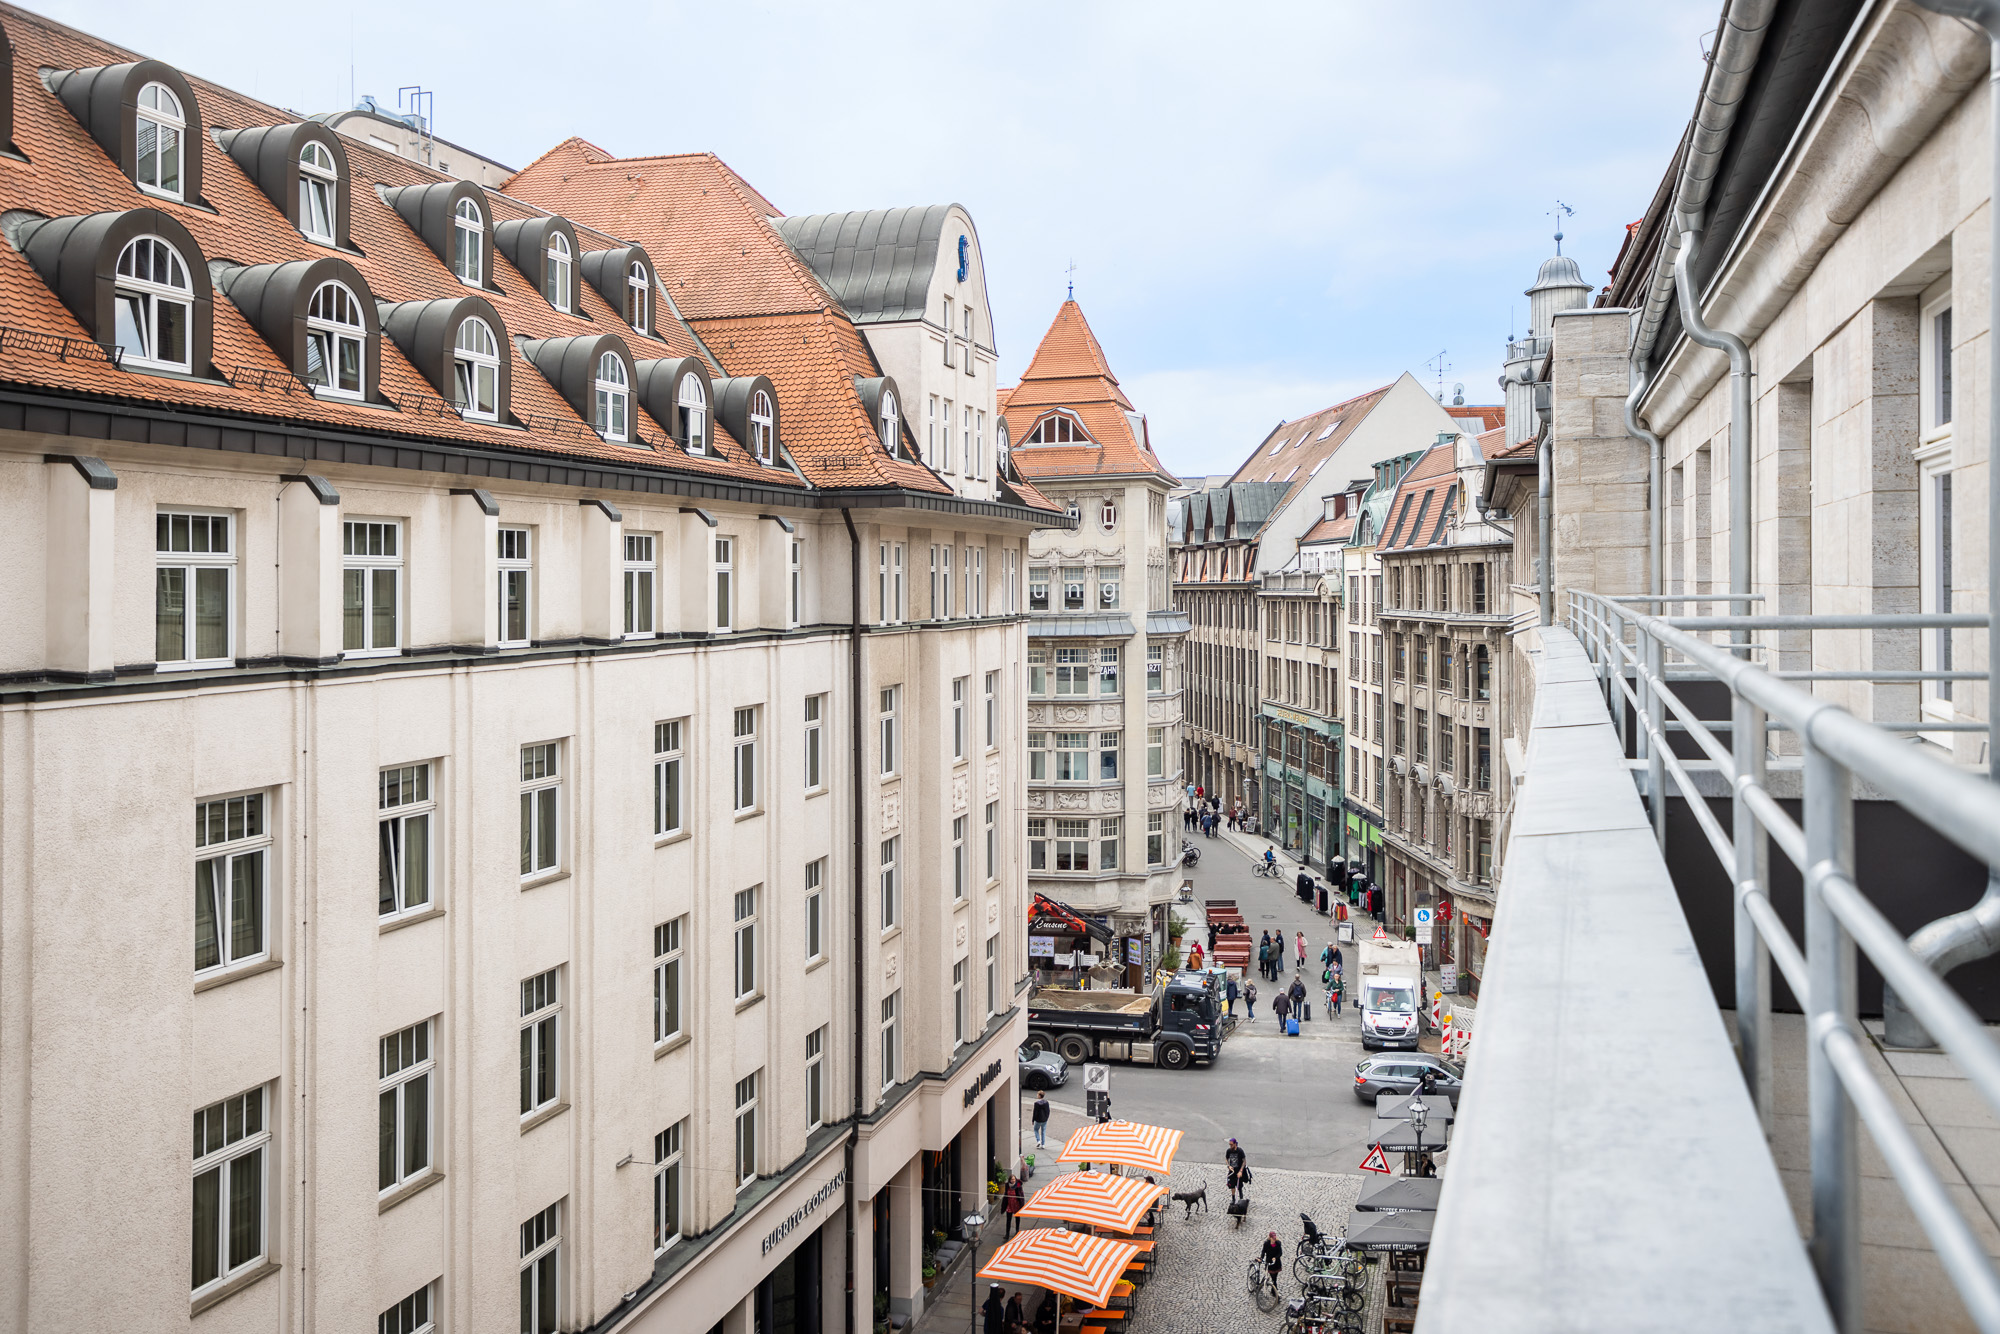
xmin=881 ymin=788 xmax=900 ymax=830
xmin=1056 ymin=792 xmax=1089 ymax=810
xmin=1027 ymin=791 xmax=1048 ymax=810
xmin=986 ymin=765 xmax=1000 ymax=797
xmin=1149 ymin=784 xmax=1178 ymax=809
xmin=885 ymin=953 xmax=898 ymax=980
xmin=954 ymin=922 xmax=968 ymax=948
xmin=1098 ymin=704 xmax=1122 ymax=724
xmin=1147 ymin=701 xmax=1166 ymax=720
xmin=1056 ymin=706 xmax=1087 ymax=723
xmin=1098 ymin=790 xmax=1124 ymax=811
xmin=987 ymin=899 xmax=1000 ymax=926
xmin=952 ymin=772 xmax=969 ymax=811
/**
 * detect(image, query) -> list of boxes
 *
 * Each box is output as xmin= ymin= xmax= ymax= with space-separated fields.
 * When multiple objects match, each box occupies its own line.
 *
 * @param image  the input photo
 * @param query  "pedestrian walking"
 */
xmin=1272 ymin=988 xmax=1292 ymax=1032
xmin=1002 ymin=1175 xmax=1025 ymax=1238
xmin=1225 ymin=1138 xmax=1248 ymax=1201
xmin=1289 ymin=975 xmax=1307 ymax=1023
xmin=1031 ymin=1091 xmax=1050 ymax=1147
xmin=1006 ymin=1292 xmax=1027 ymax=1334
xmin=1244 ymin=980 xmax=1258 ymax=1020
xmin=1188 ymin=940 xmax=1203 ymax=971
xmin=1327 ymin=969 xmax=1343 ymax=1018
xmin=1296 ymin=931 xmax=1307 ymax=969
xmin=1184 ymin=806 xmax=1195 ymax=831
xmin=983 ymin=1285 xmax=1006 ymax=1334
xmin=1224 ymin=974 xmax=1239 ymax=1015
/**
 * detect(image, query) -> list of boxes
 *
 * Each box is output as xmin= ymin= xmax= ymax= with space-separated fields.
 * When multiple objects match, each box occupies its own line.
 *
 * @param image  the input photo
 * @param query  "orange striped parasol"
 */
xmin=1055 ymin=1120 xmax=1184 ymax=1176
xmin=1017 ymin=1171 xmax=1167 ymax=1233
xmin=978 ymin=1226 xmax=1141 ymax=1308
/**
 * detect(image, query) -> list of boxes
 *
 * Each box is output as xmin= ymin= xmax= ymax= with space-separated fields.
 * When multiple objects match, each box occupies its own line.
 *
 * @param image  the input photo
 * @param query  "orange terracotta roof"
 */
xmin=1224 ymin=384 xmax=1393 ymax=497
xmin=1475 ymin=426 xmax=1513 ymax=460
xmin=1000 ymin=300 xmax=1173 ymax=481
xmin=1300 ymin=512 xmax=1357 ymax=544
xmin=0 ymin=4 xmax=799 ymax=489
xmin=1446 ymin=403 xmax=1504 ymax=432
xmin=1377 ymin=443 xmax=1459 ymax=552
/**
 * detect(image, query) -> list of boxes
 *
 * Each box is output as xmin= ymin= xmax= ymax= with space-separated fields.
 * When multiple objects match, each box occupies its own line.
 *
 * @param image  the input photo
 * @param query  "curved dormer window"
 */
xmin=880 ymin=389 xmax=899 ymax=454
xmin=452 ymin=198 xmax=483 ymax=286
xmin=1026 ymin=412 xmax=1090 ymax=444
xmin=453 ymin=318 xmax=500 ymax=421
xmin=749 ymin=389 xmax=775 ymax=464
xmin=678 ymin=374 xmax=707 ymax=454
xmin=626 ymin=261 xmax=648 ymax=332
xmin=298 ymin=141 xmax=336 ymax=243
xmin=113 ymin=236 xmax=192 ymax=370
xmin=545 ymin=232 xmax=573 ymax=312
xmin=136 ymin=82 xmax=185 ymax=198
xmin=595 ymin=352 xmax=630 ymax=442
xmin=304 ymin=281 xmax=366 ymax=398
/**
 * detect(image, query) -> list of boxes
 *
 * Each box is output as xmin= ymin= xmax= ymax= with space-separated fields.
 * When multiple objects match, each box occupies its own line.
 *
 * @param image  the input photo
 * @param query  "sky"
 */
xmin=31 ymin=0 xmax=1717 ymax=479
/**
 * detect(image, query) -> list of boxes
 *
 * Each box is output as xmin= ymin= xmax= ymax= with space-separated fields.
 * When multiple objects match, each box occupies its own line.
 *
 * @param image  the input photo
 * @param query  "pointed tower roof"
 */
xmin=1001 ymin=300 xmax=1173 ymax=481
xmin=1020 ymin=299 xmax=1121 ymax=385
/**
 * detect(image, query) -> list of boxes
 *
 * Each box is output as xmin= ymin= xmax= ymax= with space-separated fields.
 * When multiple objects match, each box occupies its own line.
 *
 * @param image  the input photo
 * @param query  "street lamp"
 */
xmin=964 ymin=1210 xmax=990 ymax=1334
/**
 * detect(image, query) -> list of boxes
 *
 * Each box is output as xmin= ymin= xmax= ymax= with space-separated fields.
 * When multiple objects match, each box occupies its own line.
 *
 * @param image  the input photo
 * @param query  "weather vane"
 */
xmin=1550 ymin=200 xmax=1575 ymax=255
xmin=1066 ymin=259 xmax=1078 ymax=301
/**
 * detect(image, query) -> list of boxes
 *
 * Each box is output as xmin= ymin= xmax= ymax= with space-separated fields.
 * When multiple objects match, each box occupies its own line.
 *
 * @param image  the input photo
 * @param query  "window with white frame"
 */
xmin=1028 ymin=563 xmax=1048 ymax=612
xmin=1028 ymin=648 xmax=1048 ymax=697
xmin=157 ymin=511 xmax=234 ymax=666
xmin=805 ymin=858 xmax=824 ymax=961
xmin=953 ymin=957 xmax=968 ymax=1046
xmin=519 ymin=743 xmax=560 ymax=878
xmin=929 ymin=545 xmax=942 ymax=618
xmin=1147 ymin=644 xmax=1164 ymax=693
xmin=962 ymin=405 xmax=973 ymax=465
xmin=1921 ymin=282 xmax=1956 ymax=732
xmin=714 ymin=536 xmax=734 ymax=630
xmin=1027 ymin=730 xmax=1050 ymax=781
xmin=1098 ymin=730 xmax=1121 ymax=780
xmin=976 ymin=411 xmax=986 ymax=476
xmin=952 ymin=676 xmax=967 ymax=759
xmin=942 ymin=396 xmax=954 ymax=469
xmin=654 ymin=720 xmax=684 ymax=837
xmin=970 ymin=547 xmax=985 ymax=616
xmin=879 ymin=836 xmax=899 ymax=930
xmin=733 ymin=706 xmax=759 ymax=812
xmin=985 ymin=935 xmax=998 ymax=1015
xmin=880 ymin=686 xmax=900 ymax=776
xmin=519 ymin=969 xmax=561 ymax=1117
xmin=544 ymin=230 xmax=573 ymax=311
xmin=1100 ymin=499 xmax=1118 ymax=532
xmin=735 ymin=1071 xmax=760 ymax=1189
xmin=653 ymin=916 xmax=685 ymax=1043
xmin=113 ymin=236 xmax=192 ymax=369
xmin=195 ymin=793 xmax=268 ymax=974
xmin=1053 ymin=818 xmax=1091 ymax=871
xmin=1147 ymin=811 xmax=1165 ymax=866
xmin=1027 ymin=817 xmax=1048 ymax=870
xmin=136 ymin=82 xmax=185 ymax=197
xmin=806 ymin=1026 xmax=826 ymax=1130
xmin=1063 ymin=565 xmax=1087 ymax=611
xmin=378 ymin=763 xmax=432 ymax=919
xmin=880 ymin=991 xmax=900 ymax=1088
xmin=942 ymin=546 xmax=955 ymax=617
xmin=1099 ymin=817 xmax=1121 ymax=871
xmin=678 ymin=373 xmax=707 ymax=454
xmin=305 ymin=281 xmax=366 ymax=398
xmin=654 ymin=1123 xmax=684 ymax=1254
xmin=789 ymin=538 xmax=804 ymax=626
xmin=1054 ymin=647 xmax=1090 ymax=696
xmin=343 ymin=519 xmax=401 ymax=654
xmin=1148 ymin=726 xmax=1165 ymax=777
xmin=1098 ymin=565 xmax=1121 ymax=610
xmin=734 ymin=886 xmax=759 ymax=999
xmin=1004 ymin=549 xmax=1019 ymax=613
xmin=519 ymin=1203 xmax=561 ymax=1334
xmin=953 ymin=815 xmax=968 ymax=901
xmin=626 ymin=261 xmax=649 ymax=332
xmin=452 ymin=317 xmax=499 ymax=420
xmin=804 ymin=694 xmax=824 ymax=790
xmin=879 ymin=389 xmax=900 ymax=455
xmin=595 ymin=352 xmax=630 ymax=442
xmin=750 ymin=389 xmax=775 ymax=464
xmin=497 ymin=526 xmax=532 ymax=646
xmin=379 ymin=1019 xmax=434 ymax=1193
xmin=378 ymin=1281 xmax=436 ymax=1334
xmin=985 ymin=670 xmax=998 ymax=748
xmin=985 ymin=800 xmax=998 ymax=881
xmin=191 ymin=1085 xmax=267 ymax=1297
xmin=1099 ymin=646 xmax=1121 ymax=694
xmin=623 ymin=534 xmax=656 ymax=637
xmin=452 ymin=198 xmax=484 ymax=285
xmin=878 ymin=544 xmax=890 ymax=625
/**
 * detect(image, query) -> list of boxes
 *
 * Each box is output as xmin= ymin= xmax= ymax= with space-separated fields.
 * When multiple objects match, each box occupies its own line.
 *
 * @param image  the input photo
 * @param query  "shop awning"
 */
xmin=1031 ymin=893 xmax=1114 ymax=944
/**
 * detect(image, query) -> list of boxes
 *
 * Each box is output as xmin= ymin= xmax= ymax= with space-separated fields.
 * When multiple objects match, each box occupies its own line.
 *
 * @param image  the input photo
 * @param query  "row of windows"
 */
xmin=1026 ymin=645 xmax=1166 ymax=696
xmin=1389 ymin=634 xmax=1492 ymax=699
xmin=926 ymin=396 xmax=991 ymax=478
xmin=1386 ymin=562 xmax=1491 ymax=615
xmin=876 ymin=541 xmax=1019 ymax=623
xmin=1027 ymin=562 xmax=1123 ymax=612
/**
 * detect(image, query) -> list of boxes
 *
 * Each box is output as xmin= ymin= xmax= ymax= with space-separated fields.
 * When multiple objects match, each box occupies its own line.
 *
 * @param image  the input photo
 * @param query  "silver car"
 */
xmin=1019 ymin=1046 xmax=1069 ymax=1091
xmin=1352 ymin=1053 xmax=1465 ymax=1105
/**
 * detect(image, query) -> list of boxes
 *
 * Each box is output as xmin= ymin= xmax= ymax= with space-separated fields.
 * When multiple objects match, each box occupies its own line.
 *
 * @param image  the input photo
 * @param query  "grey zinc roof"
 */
xmin=773 ymin=206 xmax=959 ymax=325
xmin=1027 ymin=615 xmax=1139 ymax=638
xmin=1227 ymin=482 xmax=1288 ymax=539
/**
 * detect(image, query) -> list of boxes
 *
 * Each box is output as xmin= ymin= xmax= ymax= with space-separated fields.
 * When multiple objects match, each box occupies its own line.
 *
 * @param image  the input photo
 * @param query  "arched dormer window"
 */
xmin=1025 ymin=411 xmax=1091 ymax=445
xmin=453 ymin=318 xmax=499 ymax=420
xmin=626 ymin=261 xmax=648 ymax=332
xmin=1065 ymin=500 xmax=1081 ymax=526
xmin=545 ymin=232 xmax=573 ymax=311
xmin=880 ymin=389 xmax=899 ymax=453
xmin=304 ymin=281 xmax=366 ymax=398
xmin=996 ymin=420 xmax=1011 ymax=476
xmin=677 ymin=373 xmax=707 ymax=455
xmin=136 ymin=82 xmax=184 ymax=198
xmin=749 ymin=389 xmax=775 ymax=464
xmin=452 ymin=198 xmax=483 ymax=286
xmin=298 ymin=141 xmax=336 ymax=243
xmin=580 ymin=246 xmax=657 ymax=338
xmin=595 ymin=352 xmax=630 ymax=442
xmin=113 ymin=235 xmax=192 ymax=370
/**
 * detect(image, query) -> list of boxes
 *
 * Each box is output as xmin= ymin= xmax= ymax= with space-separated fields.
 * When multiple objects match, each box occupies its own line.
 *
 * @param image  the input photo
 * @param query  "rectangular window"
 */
xmin=1098 ymin=565 xmax=1122 ymax=610
xmin=654 ymin=720 xmax=684 ymax=837
xmin=971 ymin=547 xmax=985 ymax=616
xmin=733 ymin=706 xmax=759 ymax=813
xmin=1148 ymin=726 xmax=1165 ymax=777
xmin=194 ymin=793 xmax=269 ymax=974
xmin=805 ymin=859 xmax=825 ymax=960
xmin=654 ymin=917 xmax=685 ymax=1044
xmin=1937 ymin=307 xmax=1954 ymax=427
xmin=1028 ymin=730 xmax=1048 ymax=781
xmin=343 ymin=519 xmax=402 ymax=654
xmin=1099 ymin=817 xmax=1121 ymax=871
xmin=520 ymin=743 xmax=561 ymax=877
xmin=1062 ymin=565 xmax=1087 ymax=612
xmin=1147 ymin=644 xmax=1164 ymax=693
xmin=497 ymin=526 xmax=532 ymax=647
xmin=1147 ymin=811 xmax=1165 ymax=866
xmin=880 ymin=836 xmax=899 ymax=930
xmin=378 ymin=1281 xmax=436 ymax=1334
xmin=806 ymin=1026 xmax=826 ymax=1130
xmin=929 ymin=545 xmax=941 ymax=618
xmin=1028 ymin=565 xmax=1050 ymax=612
xmin=1440 ymin=724 xmax=1455 ymax=774
xmin=985 ymin=670 xmax=998 ymax=748
xmin=157 ymin=511 xmax=234 ymax=666
xmin=986 ymin=935 xmax=998 ymax=1015
xmin=985 ymin=800 xmax=998 ymax=881
xmin=879 ymin=686 xmax=900 ymax=776
xmin=804 ymin=695 xmax=825 ymax=789
xmin=878 ymin=543 xmax=891 ymax=625
xmin=520 ymin=1204 xmax=561 ymax=1334
xmin=1051 ymin=730 xmax=1090 ymax=781
xmin=942 ymin=546 xmax=954 ymax=618
xmin=654 ymin=1123 xmax=684 ymax=1254
xmin=379 ymin=1019 xmax=434 ymax=1193
xmin=378 ymin=764 xmax=432 ymax=919
xmin=880 ymin=992 xmax=900 ymax=1088
xmin=191 ymin=1085 xmax=267 ymax=1296
xmin=953 ymin=957 xmax=968 ymax=1046
xmin=1054 ymin=819 xmax=1091 ymax=871
xmin=520 ymin=968 xmax=562 ymax=1117
xmin=1936 ymin=472 xmax=1955 ymax=704
xmin=1028 ymin=648 xmax=1048 ymax=696
xmin=1476 ymin=728 xmax=1493 ymax=791
xmin=1099 ymin=646 xmax=1121 ymax=695
xmin=1099 ymin=730 xmax=1121 ymax=780
xmin=734 ymin=886 xmax=759 ymax=999
xmin=952 ymin=676 xmax=967 ymax=759
xmin=945 ymin=814 xmax=966 ymax=900
xmin=893 ymin=542 xmax=906 ymax=620
xmin=713 ymin=536 xmax=735 ymax=631
xmin=1004 ymin=548 xmax=1019 ymax=613
xmin=624 ymin=533 xmax=657 ymax=637
xmin=976 ymin=411 xmax=986 ymax=476
xmin=1415 ymin=709 xmax=1429 ymax=762
xmin=1053 ymin=647 xmax=1090 ymax=696
xmin=1394 ymin=703 xmax=1406 ymax=755
xmin=1027 ymin=817 xmax=1048 ymax=871
xmin=928 ymin=394 xmax=939 ymax=462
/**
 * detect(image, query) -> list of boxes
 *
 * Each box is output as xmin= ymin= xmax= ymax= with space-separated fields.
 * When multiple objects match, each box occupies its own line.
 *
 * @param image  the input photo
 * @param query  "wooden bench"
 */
xmin=1382 ymin=1313 xmax=1417 ymax=1334
xmin=1386 ymin=1272 xmax=1424 ymax=1307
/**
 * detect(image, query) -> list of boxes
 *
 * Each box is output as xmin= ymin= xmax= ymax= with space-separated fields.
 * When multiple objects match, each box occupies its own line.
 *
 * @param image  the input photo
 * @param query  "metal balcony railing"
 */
xmin=1566 ymin=590 xmax=2000 ymax=1331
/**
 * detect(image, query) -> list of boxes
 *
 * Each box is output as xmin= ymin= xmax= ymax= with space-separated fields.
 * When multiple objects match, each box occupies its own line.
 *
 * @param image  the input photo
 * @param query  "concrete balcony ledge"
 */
xmin=1418 ymin=628 xmax=1832 ymax=1333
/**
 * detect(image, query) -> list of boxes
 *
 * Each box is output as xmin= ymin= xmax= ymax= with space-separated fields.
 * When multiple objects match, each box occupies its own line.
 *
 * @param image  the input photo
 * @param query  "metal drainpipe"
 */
xmin=1672 ymin=224 xmax=1753 ymax=633
xmin=1626 ymin=357 xmax=1668 ymax=846
xmin=1535 ymin=380 xmax=1554 ymax=627
xmin=1885 ymin=0 xmax=2000 ymax=1048
xmin=840 ymin=507 xmax=866 ymax=1334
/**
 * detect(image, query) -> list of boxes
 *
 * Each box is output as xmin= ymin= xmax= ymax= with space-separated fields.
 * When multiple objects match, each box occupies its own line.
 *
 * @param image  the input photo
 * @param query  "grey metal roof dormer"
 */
xmin=774 ymin=205 xmax=963 ymax=325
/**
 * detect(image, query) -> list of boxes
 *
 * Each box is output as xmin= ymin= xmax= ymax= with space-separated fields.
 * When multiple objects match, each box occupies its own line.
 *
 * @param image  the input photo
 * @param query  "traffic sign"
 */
xmin=1414 ymin=907 xmax=1433 ymax=927
xmin=1359 ymin=1143 xmax=1391 ymax=1174
xmin=1083 ymin=1063 xmax=1110 ymax=1095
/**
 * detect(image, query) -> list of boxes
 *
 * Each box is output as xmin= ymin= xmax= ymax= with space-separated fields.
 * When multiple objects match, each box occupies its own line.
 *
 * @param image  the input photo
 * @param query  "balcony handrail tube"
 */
xmin=1665 ymin=613 xmax=1988 ymax=632
xmin=1744 ymin=884 xmax=1812 ymax=1009
xmin=1608 ymin=594 xmax=1765 ymax=603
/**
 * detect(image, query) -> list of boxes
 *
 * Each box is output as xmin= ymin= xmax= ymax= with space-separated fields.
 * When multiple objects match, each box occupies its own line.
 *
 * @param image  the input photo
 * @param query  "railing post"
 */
xmin=1648 ymin=631 xmax=1667 ymax=850
xmin=1805 ymin=740 xmax=1859 ymax=1332
xmin=1734 ymin=691 xmax=1772 ymax=1132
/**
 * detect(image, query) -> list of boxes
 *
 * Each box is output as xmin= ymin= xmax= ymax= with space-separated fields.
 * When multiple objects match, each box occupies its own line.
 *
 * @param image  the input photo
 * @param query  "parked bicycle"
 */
xmin=1181 ymin=840 xmax=1201 ymax=867
xmin=1281 ymin=1297 xmax=1364 ymax=1334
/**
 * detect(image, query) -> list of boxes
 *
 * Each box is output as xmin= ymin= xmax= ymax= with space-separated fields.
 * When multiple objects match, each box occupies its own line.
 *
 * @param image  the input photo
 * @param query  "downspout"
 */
xmin=1625 ymin=358 xmax=1664 ymax=602
xmin=1535 ymin=383 xmax=1553 ymax=627
xmin=840 ymin=507 xmax=866 ymax=1334
xmin=1885 ymin=0 xmax=2000 ymax=1048
xmin=1672 ymin=224 xmax=1753 ymax=629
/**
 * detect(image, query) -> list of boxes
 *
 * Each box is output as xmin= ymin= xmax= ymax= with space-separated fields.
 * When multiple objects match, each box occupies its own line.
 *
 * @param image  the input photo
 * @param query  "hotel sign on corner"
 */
xmin=762 ymin=1169 xmax=845 ymax=1255
xmin=962 ymin=1058 xmax=1004 ymax=1108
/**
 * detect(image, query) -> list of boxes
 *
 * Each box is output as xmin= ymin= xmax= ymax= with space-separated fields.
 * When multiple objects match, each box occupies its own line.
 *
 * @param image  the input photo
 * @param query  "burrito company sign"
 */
xmin=762 ymin=1170 xmax=845 ymax=1255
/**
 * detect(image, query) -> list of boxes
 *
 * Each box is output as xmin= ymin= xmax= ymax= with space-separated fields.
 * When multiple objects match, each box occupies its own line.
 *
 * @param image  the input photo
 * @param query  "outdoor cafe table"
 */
xmin=1370 ymin=1117 xmax=1451 ymax=1156
xmin=1343 ymin=1207 xmax=1436 ymax=1252
xmin=1373 ymin=1092 xmax=1455 ymax=1123
xmin=1354 ymin=1175 xmax=1443 ymax=1212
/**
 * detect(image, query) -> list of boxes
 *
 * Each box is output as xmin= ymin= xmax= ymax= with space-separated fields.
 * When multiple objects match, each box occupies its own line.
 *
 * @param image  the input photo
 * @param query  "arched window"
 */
xmin=678 ymin=374 xmax=707 ymax=454
xmin=453 ymin=318 xmax=499 ymax=420
xmin=112 ymin=236 xmax=192 ymax=370
xmin=136 ymin=82 xmax=185 ymax=198
xmin=748 ymin=389 xmax=775 ymax=464
xmin=1065 ymin=499 xmax=1081 ymax=525
xmin=298 ymin=141 xmax=337 ymax=243
xmin=1100 ymin=500 xmax=1118 ymax=531
xmin=544 ymin=231 xmax=573 ymax=312
xmin=879 ymin=389 xmax=899 ymax=454
xmin=595 ymin=352 xmax=629 ymax=441
xmin=452 ymin=198 xmax=483 ymax=286
xmin=626 ymin=261 xmax=648 ymax=332
xmin=304 ymin=281 xmax=366 ymax=398
xmin=1027 ymin=413 xmax=1089 ymax=444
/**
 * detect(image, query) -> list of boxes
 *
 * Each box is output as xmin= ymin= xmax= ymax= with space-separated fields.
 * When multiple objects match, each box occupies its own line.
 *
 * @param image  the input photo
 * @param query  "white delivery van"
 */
xmin=1357 ymin=937 xmax=1423 ymax=1051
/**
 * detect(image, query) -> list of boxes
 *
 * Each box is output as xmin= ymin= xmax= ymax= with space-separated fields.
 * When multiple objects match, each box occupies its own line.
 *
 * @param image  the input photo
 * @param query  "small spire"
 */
xmin=1065 ymin=259 xmax=1078 ymax=301
xmin=1549 ymin=199 xmax=1574 ymax=255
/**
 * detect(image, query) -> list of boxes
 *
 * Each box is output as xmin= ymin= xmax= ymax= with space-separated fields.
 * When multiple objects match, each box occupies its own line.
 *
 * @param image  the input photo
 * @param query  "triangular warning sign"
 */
xmin=1359 ymin=1143 xmax=1391 ymax=1174
xmin=1371 ymin=926 xmax=1388 ymax=941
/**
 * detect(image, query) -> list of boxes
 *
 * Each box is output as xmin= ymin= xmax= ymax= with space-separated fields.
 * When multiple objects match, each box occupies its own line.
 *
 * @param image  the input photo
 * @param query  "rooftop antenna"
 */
xmin=1065 ymin=259 xmax=1077 ymax=301
xmin=1549 ymin=199 xmax=1575 ymax=255
xmin=1426 ymin=350 xmax=1450 ymax=402
xmin=397 ymin=85 xmax=434 ymax=167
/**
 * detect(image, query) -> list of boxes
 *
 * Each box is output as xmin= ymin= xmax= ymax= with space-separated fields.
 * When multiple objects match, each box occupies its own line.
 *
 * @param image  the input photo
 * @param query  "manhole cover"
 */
xmin=1261 ymin=914 xmax=1278 ymax=920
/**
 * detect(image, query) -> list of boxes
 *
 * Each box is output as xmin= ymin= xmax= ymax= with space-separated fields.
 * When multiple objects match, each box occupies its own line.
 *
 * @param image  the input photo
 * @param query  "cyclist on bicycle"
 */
xmin=1261 ymin=1232 xmax=1284 ymax=1285
xmin=1263 ymin=848 xmax=1277 ymax=875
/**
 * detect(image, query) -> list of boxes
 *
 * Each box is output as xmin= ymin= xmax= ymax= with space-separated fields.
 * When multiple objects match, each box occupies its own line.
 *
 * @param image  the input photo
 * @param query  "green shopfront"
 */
xmin=1260 ymin=704 xmax=1342 ymax=872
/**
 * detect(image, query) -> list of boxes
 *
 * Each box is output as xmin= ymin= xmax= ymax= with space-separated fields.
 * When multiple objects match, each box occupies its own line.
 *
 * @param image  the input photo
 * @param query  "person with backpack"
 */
xmin=1289 ymin=974 xmax=1308 ymax=1024
xmin=1272 ymin=986 xmax=1292 ymax=1034
xmin=1225 ymin=1138 xmax=1249 ymax=1201
xmin=1031 ymin=1091 xmax=1051 ymax=1147
xmin=1244 ymin=979 xmax=1258 ymax=1021
xmin=1001 ymin=1174 xmax=1026 ymax=1238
